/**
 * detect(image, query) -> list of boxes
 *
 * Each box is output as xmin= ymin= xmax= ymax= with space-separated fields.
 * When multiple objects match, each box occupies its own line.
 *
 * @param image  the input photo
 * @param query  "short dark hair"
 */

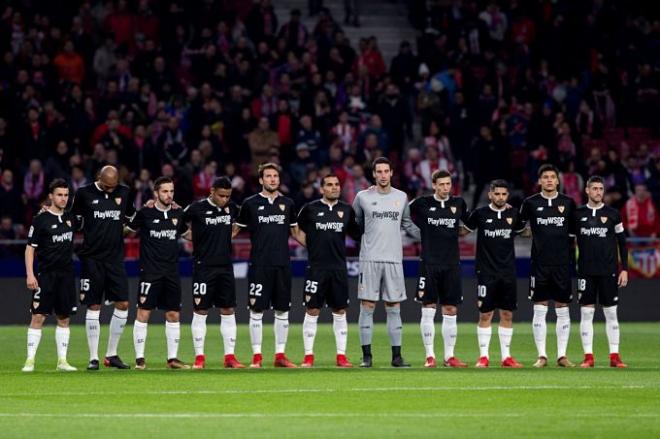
xmin=321 ymin=173 xmax=340 ymax=186
xmin=538 ymin=163 xmax=559 ymax=179
xmin=258 ymin=162 xmax=281 ymax=178
xmin=489 ymin=179 xmax=509 ymax=191
xmin=154 ymin=176 xmax=174 ymax=191
xmin=212 ymin=177 xmax=232 ymax=190
xmin=372 ymin=157 xmax=391 ymax=171
xmin=587 ymin=175 xmax=605 ymax=187
xmin=431 ymin=170 xmax=452 ymax=183
xmin=48 ymin=178 xmax=68 ymax=193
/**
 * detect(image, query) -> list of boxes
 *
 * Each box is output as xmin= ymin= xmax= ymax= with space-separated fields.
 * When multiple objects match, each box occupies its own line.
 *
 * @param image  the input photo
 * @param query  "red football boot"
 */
xmin=424 ymin=356 xmax=437 ymax=368
xmin=501 ymin=357 xmax=524 ymax=368
xmin=224 ymin=354 xmax=245 ymax=369
xmin=610 ymin=353 xmax=628 ymax=368
xmin=336 ymin=354 xmax=353 ymax=368
xmin=192 ymin=354 xmax=205 ymax=370
xmin=580 ymin=353 xmax=595 ymax=368
xmin=274 ymin=353 xmax=297 ymax=368
xmin=250 ymin=353 xmax=263 ymax=368
xmin=443 ymin=357 xmax=468 ymax=368
xmin=475 ymin=356 xmax=489 ymax=368
xmin=301 ymin=354 xmax=315 ymax=368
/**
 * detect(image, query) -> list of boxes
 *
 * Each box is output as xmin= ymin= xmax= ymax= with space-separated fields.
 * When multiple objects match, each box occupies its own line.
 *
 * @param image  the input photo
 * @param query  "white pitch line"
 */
xmin=0 ymin=384 xmax=651 ymax=398
xmin=0 ymin=412 xmax=658 ymax=419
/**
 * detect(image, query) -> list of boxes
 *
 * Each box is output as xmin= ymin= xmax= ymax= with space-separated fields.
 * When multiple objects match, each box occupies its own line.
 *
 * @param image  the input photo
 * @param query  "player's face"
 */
xmin=260 ymin=169 xmax=280 ymax=193
xmin=373 ymin=164 xmax=392 ymax=188
xmin=49 ymin=188 xmax=69 ymax=210
xmin=211 ymin=187 xmax=232 ymax=207
xmin=321 ymin=177 xmax=341 ymax=201
xmin=156 ymin=182 xmax=174 ymax=206
xmin=586 ymin=182 xmax=604 ymax=204
xmin=433 ymin=177 xmax=452 ymax=198
xmin=488 ymin=187 xmax=509 ymax=208
xmin=539 ymin=171 xmax=558 ymax=193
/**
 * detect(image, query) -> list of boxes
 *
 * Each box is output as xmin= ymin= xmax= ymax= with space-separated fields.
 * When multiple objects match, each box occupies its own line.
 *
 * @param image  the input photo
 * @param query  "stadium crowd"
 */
xmin=0 ymin=0 xmax=659 ymax=241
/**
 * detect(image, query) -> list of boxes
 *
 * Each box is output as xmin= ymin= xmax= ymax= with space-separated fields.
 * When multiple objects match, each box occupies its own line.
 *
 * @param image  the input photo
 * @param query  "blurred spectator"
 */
xmin=622 ymin=184 xmax=660 ymax=237
xmin=0 ymin=170 xmax=23 ymax=224
xmin=53 ymin=40 xmax=85 ymax=84
xmin=249 ymin=117 xmax=280 ymax=171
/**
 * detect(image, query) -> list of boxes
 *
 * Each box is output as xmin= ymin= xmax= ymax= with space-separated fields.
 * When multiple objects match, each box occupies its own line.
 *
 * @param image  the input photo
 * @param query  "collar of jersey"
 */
xmin=154 ymin=203 xmax=172 ymax=212
xmin=539 ymin=191 xmax=558 ymax=200
xmin=259 ymin=192 xmax=280 ymax=204
xmin=46 ymin=208 xmax=64 ymax=217
xmin=488 ymin=203 xmax=506 ymax=212
xmin=320 ymin=198 xmax=338 ymax=209
xmin=206 ymin=197 xmax=219 ymax=208
xmin=433 ymin=194 xmax=450 ymax=203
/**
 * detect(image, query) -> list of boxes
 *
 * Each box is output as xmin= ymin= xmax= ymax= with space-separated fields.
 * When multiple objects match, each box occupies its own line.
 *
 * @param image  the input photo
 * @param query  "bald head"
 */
xmin=98 ymin=166 xmax=119 ymax=192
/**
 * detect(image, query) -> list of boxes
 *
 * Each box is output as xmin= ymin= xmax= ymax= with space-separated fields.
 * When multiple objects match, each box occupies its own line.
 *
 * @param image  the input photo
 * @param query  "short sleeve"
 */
xmin=460 ymin=198 xmax=470 ymax=224
xmin=288 ymin=200 xmax=298 ymax=227
xmin=236 ymin=202 xmax=249 ymax=228
xmin=464 ymin=209 xmax=479 ymax=231
xmin=27 ymin=220 xmax=41 ymax=248
xmin=126 ymin=209 xmax=143 ymax=232
xmin=297 ymin=204 xmax=309 ymax=233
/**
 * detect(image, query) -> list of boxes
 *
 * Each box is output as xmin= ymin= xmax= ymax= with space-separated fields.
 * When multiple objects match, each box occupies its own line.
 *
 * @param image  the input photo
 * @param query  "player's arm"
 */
xmin=125 ymin=188 xmax=138 ymax=223
xmin=294 ymin=205 xmax=308 ymax=247
xmin=459 ymin=198 xmax=473 ymax=236
xmin=352 ymin=193 xmax=364 ymax=227
xmin=124 ymin=209 xmax=143 ymax=234
xmin=462 ymin=209 xmax=479 ymax=234
xmin=615 ymin=215 xmax=629 ymax=287
xmin=347 ymin=207 xmax=363 ymax=241
xmin=25 ymin=223 xmax=39 ymax=290
xmin=288 ymin=202 xmax=303 ymax=245
xmin=70 ymin=189 xmax=85 ymax=230
xmin=515 ymin=199 xmax=531 ymax=236
xmin=401 ymin=201 xmax=421 ymax=240
xmin=233 ymin=202 xmax=248 ymax=238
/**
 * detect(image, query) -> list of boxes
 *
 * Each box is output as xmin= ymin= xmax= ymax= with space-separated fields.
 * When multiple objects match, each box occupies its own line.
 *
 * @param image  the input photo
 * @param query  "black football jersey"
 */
xmin=27 ymin=210 xmax=76 ymax=272
xmin=236 ymin=193 xmax=297 ymax=266
xmin=518 ymin=193 xmax=575 ymax=266
xmin=465 ymin=205 xmax=522 ymax=275
xmin=71 ymin=182 xmax=136 ymax=261
xmin=297 ymin=199 xmax=361 ymax=269
xmin=183 ymin=198 xmax=238 ymax=266
xmin=410 ymin=195 xmax=469 ymax=267
xmin=127 ymin=206 xmax=186 ymax=274
xmin=574 ymin=204 xmax=626 ymax=275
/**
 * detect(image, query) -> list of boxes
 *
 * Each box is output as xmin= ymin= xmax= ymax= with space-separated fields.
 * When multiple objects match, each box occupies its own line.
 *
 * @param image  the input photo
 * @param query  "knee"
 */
xmin=479 ymin=312 xmax=494 ymax=324
xmin=165 ymin=311 xmax=179 ymax=322
xmin=360 ymin=300 xmax=376 ymax=311
xmin=441 ymin=305 xmax=457 ymax=316
xmin=30 ymin=314 xmax=46 ymax=328
xmin=114 ymin=301 xmax=129 ymax=311
xmin=219 ymin=308 xmax=234 ymax=316
xmin=306 ymin=308 xmax=321 ymax=317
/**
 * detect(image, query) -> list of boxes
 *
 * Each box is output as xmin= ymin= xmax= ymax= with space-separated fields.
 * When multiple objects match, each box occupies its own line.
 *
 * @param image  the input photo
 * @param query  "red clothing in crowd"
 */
xmin=622 ymin=196 xmax=660 ymax=237
xmin=53 ymin=52 xmax=85 ymax=84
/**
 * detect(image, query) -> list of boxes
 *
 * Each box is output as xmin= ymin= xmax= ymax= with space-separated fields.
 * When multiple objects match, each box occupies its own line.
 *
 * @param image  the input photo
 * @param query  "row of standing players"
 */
xmin=21 ymin=160 xmax=629 ymax=371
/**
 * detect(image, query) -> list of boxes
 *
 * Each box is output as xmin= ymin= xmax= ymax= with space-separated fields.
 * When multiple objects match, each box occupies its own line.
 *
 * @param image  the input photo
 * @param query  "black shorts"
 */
xmin=79 ymin=258 xmax=129 ymax=306
xmin=477 ymin=273 xmax=517 ymax=313
xmin=137 ymin=272 xmax=182 ymax=311
xmin=31 ymin=269 xmax=77 ymax=316
xmin=192 ymin=264 xmax=236 ymax=310
xmin=414 ymin=264 xmax=463 ymax=306
xmin=303 ymin=267 xmax=349 ymax=310
xmin=247 ymin=265 xmax=292 ymax=312
xmin=529 ymin=263 xmax=572 ymax=303
xmin=577 ymin=274 xmax=619 ymax=307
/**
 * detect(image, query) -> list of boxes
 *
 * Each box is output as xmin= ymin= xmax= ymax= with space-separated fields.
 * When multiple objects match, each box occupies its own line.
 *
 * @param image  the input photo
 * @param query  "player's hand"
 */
xmin=172 ymin=201 xmax=181 ymax=209
xmin=144 ymin=199 xmax=155 ymax=208
xmin=521 ymin=228 xmax=532 ymax=238
xmin=618 ymin=270 xmax=628 ymax=288
xmin=26 ymin=274 xmax=39 ymax=291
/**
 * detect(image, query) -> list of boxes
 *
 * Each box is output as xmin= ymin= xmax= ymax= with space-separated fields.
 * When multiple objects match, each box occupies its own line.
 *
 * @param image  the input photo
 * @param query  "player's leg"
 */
xmin=577 ymin=276 xmax=596 ymax=367
xmin=23 ymin=310 xmax=46 ymax=372
xmin=416 ymin=265 xmax=437 ymax=367
xmin=554 ymin=265 xmax=574 ymax=368
xmin=273 ymin=265 xmax=296 ymax=368
xmin=497 ymin=276 xmax=521 ymax=367
xmin=191 ymin=266 xmax=210 ymax=368
xmin=529 ymin=265 xmax=550 ymax=367
xmin=79 ymin=258 xmax=103 ymax=369
xmin=247 ymin=265 xmax=269 ymax=368
xmin=601 ymin=276 xmax=626 ymax=367
xmin=133 ymin=307 xmax=151 ymax=370
xmin=383 ymin=262 xmax=409 ymax=368
xmin=329 ymin=269 xmax=352 ymax=367
xmin=165 ymin=310 xmax=190 ymax=369
xmin=357 ymin=261 xmax=380 ymax=367
xmin=53 ymin=272 xmax=77 ymax=371
xmin=216 ymin=266 xmax=243 ymax=368
xmin=104 ymin=261 xmax=130 ymax=369
xmin=475 ymin=276 xmax=495 ymax=368
xmin=301 ymin=268 xmax=324 ymax=367
xmin=498 ymin=310 xmax=522 ymax=367
xmin=440 ymin=267 xmax=466 ymax=367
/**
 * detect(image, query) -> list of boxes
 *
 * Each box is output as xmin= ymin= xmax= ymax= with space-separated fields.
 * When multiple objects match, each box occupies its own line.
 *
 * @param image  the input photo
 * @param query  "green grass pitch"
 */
xmin=1 ymin=322 xmax=660 ymax=438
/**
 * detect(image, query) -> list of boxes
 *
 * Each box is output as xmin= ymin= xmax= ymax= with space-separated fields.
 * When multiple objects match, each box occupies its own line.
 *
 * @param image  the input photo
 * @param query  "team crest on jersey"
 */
xmin=477 ymin=300 xmax=482 ymax=308
xmin=139 ymin=296 xmax=146 ymax=304
xmin=79 ymin=293 xmax=85 ymax=301
xmin=417 ymin=290 xmax=424 ymax=298
xmin=305 ymin=295 xmax=311 ymax=303
xmin=394 ymin=201 xmax=400 ymax=207
xmin=249 ymin=298 xmax=256 ymax=306
xmin=506 ymin=217 xmax=513 ymax=225
xmin=601 ymin=217 xmax=608 ymax=224
xmin=32 ymin=301 xmax=39 ymax=309
xmin=279 ymin=204 xmax=286 ymax=211
xmin=194 ymin=297 xmax=201 ymax=305
xmin=225 ymin=207 xmax=230 ymax=213
xmin=558 ymin=205 xmax=565 ymax=213
xmin=66 ymin=220 xmax=72 ymax=227
xmin=450 ymin=206 xmax=457 ymax=214
xmin=114 ymin=197 xmax=122 ymax=205
xmin=172 ymin=218 xmax=178 ymax=225
xmin=337 ymin=210 xmax=344 ymax=218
